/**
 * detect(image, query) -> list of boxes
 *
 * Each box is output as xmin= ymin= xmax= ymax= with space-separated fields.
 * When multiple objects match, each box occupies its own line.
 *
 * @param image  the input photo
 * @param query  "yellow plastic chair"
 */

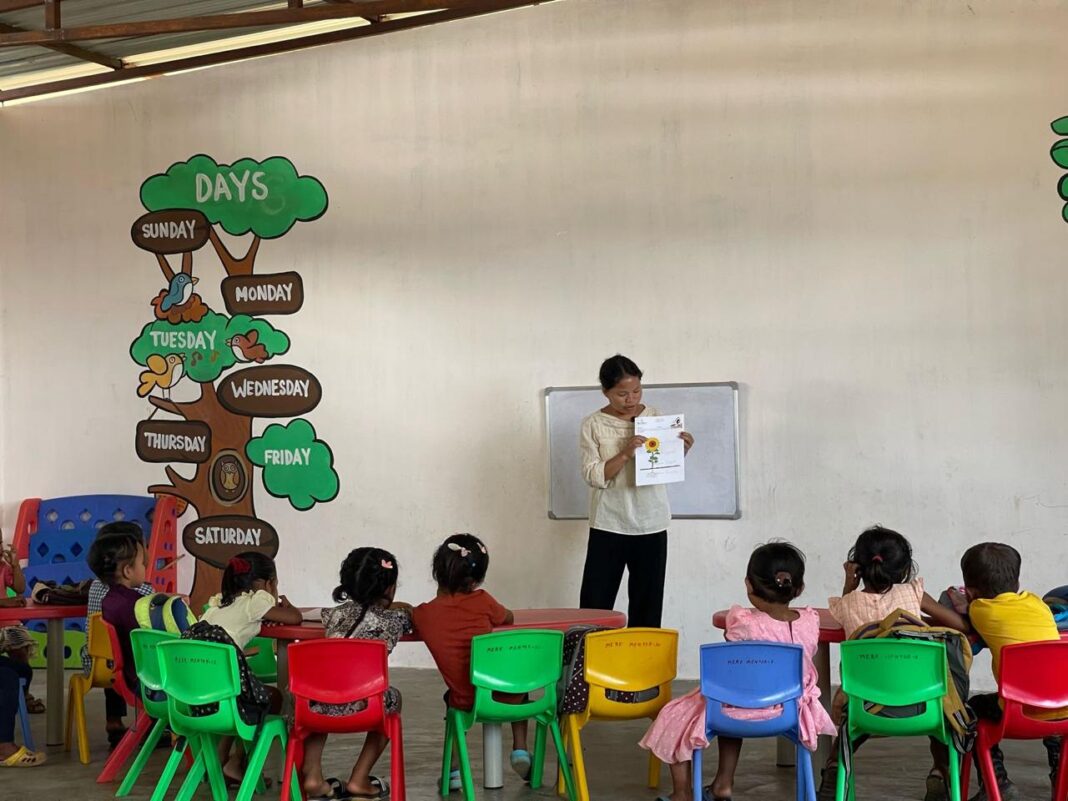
xmin=65 ymin=612 xmax=115 ymax=764
xmin=558 ymin=628 xmax=679 ymax=801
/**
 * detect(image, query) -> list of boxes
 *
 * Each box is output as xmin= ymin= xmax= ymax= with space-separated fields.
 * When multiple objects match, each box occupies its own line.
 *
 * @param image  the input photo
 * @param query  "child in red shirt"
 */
xmin=412 ymin=534 xmax=529 ymax=789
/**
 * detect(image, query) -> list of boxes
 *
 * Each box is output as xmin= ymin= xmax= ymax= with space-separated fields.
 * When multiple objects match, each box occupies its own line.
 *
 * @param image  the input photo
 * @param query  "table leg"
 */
xmin=45 ymin=618 xmax=64 ymax=746
xmin=814 ymin=641 xmax=833 ymax=773
xmin=483 ymin=723 xmax=503 ymax=789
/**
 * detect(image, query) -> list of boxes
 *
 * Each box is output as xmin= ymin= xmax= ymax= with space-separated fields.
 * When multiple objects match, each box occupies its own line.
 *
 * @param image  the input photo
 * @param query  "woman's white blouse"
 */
xmin=579 ymin=407 xmax=671 ymax=535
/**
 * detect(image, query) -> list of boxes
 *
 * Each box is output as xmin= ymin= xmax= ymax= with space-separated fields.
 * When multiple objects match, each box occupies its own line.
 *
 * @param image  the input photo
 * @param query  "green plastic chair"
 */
xmin=439 ymin=629 xmax=578 ymax=801
xmin=156 ymin=638 xmax=299 ymax=801
xmin=245 ymin=636 xmax=278 ymax=684
xmin=835 ymin=638 xmax=960 ymax=801
xmin=116 ymin=629 xmax=179 ymax=797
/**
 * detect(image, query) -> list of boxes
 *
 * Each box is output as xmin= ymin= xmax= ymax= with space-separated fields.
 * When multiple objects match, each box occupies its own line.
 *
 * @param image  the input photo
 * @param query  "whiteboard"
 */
xmin=545 ymin=382 xmax=740 ymax=520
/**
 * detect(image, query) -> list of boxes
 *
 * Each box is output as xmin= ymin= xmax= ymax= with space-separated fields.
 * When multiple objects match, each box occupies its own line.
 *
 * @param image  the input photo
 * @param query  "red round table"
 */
xmin=262 ymin=607 xmax=627 ymax=788
xmin=713 ymin=607 xmax=842 ymax=769
xmin=0 ymin=602 xmax=88 ymax=745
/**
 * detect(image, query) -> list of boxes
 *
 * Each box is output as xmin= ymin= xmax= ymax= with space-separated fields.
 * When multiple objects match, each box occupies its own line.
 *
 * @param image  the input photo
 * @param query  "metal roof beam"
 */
xmin=0 ymin=0 xmax=454 ymax=46
xmin=0 ymin=20 xmax=122 ymax=68
xmin=0 ymin=0 xmax=543 ymax=103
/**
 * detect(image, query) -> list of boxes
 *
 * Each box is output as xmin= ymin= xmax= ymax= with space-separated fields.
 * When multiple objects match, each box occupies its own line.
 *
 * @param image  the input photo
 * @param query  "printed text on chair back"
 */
xmin=840 ymin=639 xmax=947 ymax=707
xmin=289 ymin=639 xmax=389 ymax=705
xmin=584 ymin=628 xmax=678 ymax=692
xmin=471 ymin=629 xmax=565 ymax=695
xmin=700 ymin=641 xmax=803 ymax=708
xmin=998 ymin=641 xmax=1068 ymax=710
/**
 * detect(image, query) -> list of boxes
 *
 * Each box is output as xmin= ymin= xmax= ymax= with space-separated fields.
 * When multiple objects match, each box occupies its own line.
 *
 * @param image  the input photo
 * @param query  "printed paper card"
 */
xmin=634 ymin=414 xmax=686 ymax=486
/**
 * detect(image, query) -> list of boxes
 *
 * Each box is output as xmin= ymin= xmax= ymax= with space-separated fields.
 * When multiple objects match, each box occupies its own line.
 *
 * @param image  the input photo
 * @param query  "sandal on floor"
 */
xmin=225 ymin=774 xmax=274 ymax=789
xmin=702 ymin=787 xmax=731 ymax=801
xmin=308 ymin=777 xmax=345 ymax=800
xmin=24 ymin=694 xmax=45 ymax=714
xmin=1 ymin=747 xmax=47 ymax=767
xmin=510 ymin=749 xmax=532 ymax=782
xmin=448 ymin=769 xmax=462 ymax=791
xmin=107 ymin=727 xmax=128 ymax=750
xmin=348 ymin=776 xmax=389 ymax=800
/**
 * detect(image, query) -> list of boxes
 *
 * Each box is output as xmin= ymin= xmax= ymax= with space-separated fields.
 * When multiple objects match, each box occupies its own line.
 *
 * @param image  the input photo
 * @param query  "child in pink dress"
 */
xmin=640 ymin=542 xmax=834 ymax=801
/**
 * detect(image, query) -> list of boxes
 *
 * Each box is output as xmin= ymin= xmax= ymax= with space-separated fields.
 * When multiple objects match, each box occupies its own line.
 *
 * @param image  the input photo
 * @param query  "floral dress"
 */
xmin=639 ymin=606 xmax=836 ymax=762
xmin=310 ymin=601 xmax=412 ymax=715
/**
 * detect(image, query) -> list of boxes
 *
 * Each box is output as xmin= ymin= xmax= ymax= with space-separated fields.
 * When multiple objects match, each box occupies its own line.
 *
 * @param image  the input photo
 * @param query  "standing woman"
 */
xmin=578 ymin=355 xmax=694 ymax=627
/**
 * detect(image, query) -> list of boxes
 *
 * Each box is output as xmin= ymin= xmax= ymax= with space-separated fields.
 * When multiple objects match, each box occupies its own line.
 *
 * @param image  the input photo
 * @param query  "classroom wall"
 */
xmin=3 ymin=0 xmax=1068 ymax=683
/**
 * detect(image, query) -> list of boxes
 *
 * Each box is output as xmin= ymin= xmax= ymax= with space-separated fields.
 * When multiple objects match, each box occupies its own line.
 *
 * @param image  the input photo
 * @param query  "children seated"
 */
xmin=0 ymin=626 xmax=44 ymax=767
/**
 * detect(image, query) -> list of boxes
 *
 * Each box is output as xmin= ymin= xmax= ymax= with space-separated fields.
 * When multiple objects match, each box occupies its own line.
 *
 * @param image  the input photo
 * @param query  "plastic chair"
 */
xmin=156 ymin=638 xmax=300 ymax=801
xmin=440 ymin=629 xmax=578 ymax=801
xmin=95 ymin=620 xmax=156 ymax=783
xmin=557 ymin=628 xmax=678 ymax=801
xmin=65 ymin=613 xmax=116 ymax=764
xmin=696 ymin=642 xmax=814 ymax=801
xmin=835 ymin=639 xmax=958 ymax=801
xmin=961 ymin=640 xmax=1068 ymax=801
xmin=17 ymin=678 xmax=34 ymax=751
xmin=282 ymin=639 xmax=405 ymax=801
xmin=245 ymin=636 xmax=278 ymax=684
xmin=115 ymin=629 xmax=178 ymax=797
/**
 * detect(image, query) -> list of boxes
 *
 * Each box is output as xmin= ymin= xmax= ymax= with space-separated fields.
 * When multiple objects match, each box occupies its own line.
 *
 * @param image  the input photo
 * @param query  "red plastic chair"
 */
xmin=96 ymin=620 xmax=153 ymax=783
xmin=961 ymin=641 xmax=1068 ymax=801
xmin=282 ymin=639 xmax=405 ymax=801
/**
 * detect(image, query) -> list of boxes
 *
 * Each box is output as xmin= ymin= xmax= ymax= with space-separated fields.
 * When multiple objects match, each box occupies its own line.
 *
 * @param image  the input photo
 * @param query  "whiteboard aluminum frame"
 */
xmin=545 ymin=381 xmax=741 ymax=521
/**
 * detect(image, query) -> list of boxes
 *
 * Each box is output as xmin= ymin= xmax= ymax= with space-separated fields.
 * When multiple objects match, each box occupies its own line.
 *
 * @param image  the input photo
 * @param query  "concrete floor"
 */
xmin=8 ymin=668 xmax=1060 ymax=801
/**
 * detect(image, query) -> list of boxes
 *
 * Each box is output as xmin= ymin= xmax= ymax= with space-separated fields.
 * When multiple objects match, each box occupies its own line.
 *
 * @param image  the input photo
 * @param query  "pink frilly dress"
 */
xmin=639 ymin=605 xmax=836 ymax=763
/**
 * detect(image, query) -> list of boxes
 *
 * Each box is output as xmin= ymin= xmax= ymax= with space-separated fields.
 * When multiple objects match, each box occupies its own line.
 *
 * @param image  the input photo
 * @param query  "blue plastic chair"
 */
xmin=17 ymin=678 xmax=34 ymax=751
xmin=695 ymin=642 xmax=816 ymax=801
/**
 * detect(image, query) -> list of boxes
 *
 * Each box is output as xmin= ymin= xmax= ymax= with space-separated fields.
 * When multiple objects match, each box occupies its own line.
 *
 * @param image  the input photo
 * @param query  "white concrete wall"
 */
xmin=3 ymin=0 xmax=1068 ymax=683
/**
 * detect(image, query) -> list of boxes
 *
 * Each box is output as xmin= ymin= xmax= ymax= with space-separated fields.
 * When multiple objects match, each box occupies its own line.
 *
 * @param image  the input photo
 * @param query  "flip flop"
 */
xmin=348 ymin=776 xmax=389 ymax=800
xmin=308 ymin=777 xmax=345 ymax=800
xmin=510 ymin=749 xmax=532 ymax=782
xmin=0 ymin=746 xmax=46 ymax=767
xmin=702 ymin=788 xmax=731 ymax=801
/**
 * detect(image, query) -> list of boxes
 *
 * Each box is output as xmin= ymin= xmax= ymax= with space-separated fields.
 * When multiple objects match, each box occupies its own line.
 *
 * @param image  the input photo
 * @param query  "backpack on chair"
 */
xmin=135 ymin=593 xmax=197 ymax=634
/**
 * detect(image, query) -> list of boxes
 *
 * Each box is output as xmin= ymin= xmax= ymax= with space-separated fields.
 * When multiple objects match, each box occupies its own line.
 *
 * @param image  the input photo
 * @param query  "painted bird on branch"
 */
xmin=226 ymin=330 xmax=269 ymax=363
xmin=138 ymin=353 xmax=185 ymax=398
xmin=160 ymin=273 xmax=199 ymax=312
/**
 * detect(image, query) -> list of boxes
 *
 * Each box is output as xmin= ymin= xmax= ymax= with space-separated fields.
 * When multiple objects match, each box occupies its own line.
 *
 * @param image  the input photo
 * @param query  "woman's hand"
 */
xmin=679 ymin=431 xmax=694 ymax=454
xmin=842 ymin=561 xmax=861 ymax=594
xmin=619 ymin=436 xmax=646 ymax=460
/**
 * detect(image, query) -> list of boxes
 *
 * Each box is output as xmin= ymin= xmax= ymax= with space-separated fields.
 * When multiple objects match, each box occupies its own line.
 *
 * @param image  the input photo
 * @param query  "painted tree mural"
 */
xmin=130 ymin=155 xmax=339 ymax=608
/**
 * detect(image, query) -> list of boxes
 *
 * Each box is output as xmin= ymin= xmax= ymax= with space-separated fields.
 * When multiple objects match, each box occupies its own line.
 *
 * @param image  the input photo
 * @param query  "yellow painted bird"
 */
xmin=138 ymin=354 xmax=185 ymax=398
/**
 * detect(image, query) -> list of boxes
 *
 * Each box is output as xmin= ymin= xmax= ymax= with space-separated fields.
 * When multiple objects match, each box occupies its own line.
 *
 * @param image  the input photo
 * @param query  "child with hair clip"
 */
xmin=192 ymin=551 xmax=302 ymax=784
xmin=819 ymin=526 xmax=969 ymax=801
xmin=640 ymin=542 xmax=834 ymax=801
xmin=412 ymin=533 xmax=530 ymax=790
xmin=300 ymin=547 xmax=412 ymax=801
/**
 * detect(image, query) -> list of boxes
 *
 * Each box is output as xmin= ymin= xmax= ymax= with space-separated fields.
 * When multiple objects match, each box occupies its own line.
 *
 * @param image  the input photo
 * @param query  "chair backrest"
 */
xmin=289 ymin=639 xmax=390 ymax=734
xmin=101 ymin=618 xmax=138 ymax=705
xmin=85 ymin=613 xmax=116 ymax=688
xmin=584 ymin=628 xmax=678 ymax=720
xmin=130 ymin=628 xmax=177 ymax=718
xmin=839 ymin=638 xmax=947 ymax=737
xmin=997 ymin=641 xmax=1068 ymax=734
xmin=699 ymin=641 xmax=803 ymax=738
xmin=470 ymin=629 xmax=564 ymax=723
xmin=156 ymin=639 xmax=249 ymax=739
xmin=245 ymin=636 xmax=279 ymax=682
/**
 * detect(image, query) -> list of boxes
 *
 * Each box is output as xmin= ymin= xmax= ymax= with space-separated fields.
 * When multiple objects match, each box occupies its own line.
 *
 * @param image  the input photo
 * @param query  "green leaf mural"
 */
xmin=130 ymin=311 xmax=290 ymax=384
xmin=246 ymin=419 xmax=340 ymax=511
xmin=140 ymin=154 xmax=329 ymax=239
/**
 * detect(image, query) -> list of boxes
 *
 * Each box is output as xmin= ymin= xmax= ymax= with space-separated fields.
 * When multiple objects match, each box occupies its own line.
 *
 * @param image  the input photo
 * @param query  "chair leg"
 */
xmin=557 ymin=719 xmax=569 ymax=798
xmin=282 ymin=734 xmax=301 ymax=801
xmin=238 ymin=729 xmax=283 ymax=801
xmin=800 ymin=746 xmax=816 ymax=801
xmin=17 ymin=679 xmax=34 ymax=752
xmin=550 ymin=720 xmax=579 ymax=801
xmin=199 ymin=735 xmax=232 ymax=801
xmin=64 ymin=678 xmax=76 ymax=753
xmin=1055 ymin=738 xmax=1068 ymax=801
xmin=453 ymin=720 xmax=476 ymax=801
xmin=170 ymin=740 xmax=209 ymax=801
xmin=97 ymin=712 xmax=152 ymax=783
xmin=390 ymin=716 xmax=406 ymax=801
xmin=795 ymin=742 xmax=815 ymax=801
xmin=440 ymin=717 xmax=456 ymax=798
xmin=978 ymin=738 xmax=1002 ymax=801
xmin=116 ymin=717 xmax=167 ymax=797
xmin=945 ymin=740 xmax=961 ymax=801
xmin=693 ymin=739 xmax=705 ymax=801
xmin=71 ymin=678 xmax=90 ymax=764
xmin=531 ymin=720 xmax=548 ymax=790
xmin=648 ymin=752 xmax=661 ymax=790
xmin=567 ymin=715 xmax=590 ymax=801
xmin=961 ymin=744 xmax=972 ymax=801
xmin=835 ymin=737 xmax=849 ymax=801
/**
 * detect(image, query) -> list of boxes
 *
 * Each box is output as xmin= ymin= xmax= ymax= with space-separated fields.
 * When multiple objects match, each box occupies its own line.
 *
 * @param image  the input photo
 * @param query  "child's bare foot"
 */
xmin=345 ymin=776 xmax=388 ymax=799
xmin=706 ymin=781 xmax=733 ymax=800
xmin=303 ymin=777 xmax=342 ymax=799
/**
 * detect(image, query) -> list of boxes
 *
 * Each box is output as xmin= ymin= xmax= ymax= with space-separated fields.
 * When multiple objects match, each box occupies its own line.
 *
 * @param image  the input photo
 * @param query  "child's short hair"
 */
xmin=961 ymin=542 xmax=1021 ymax=599
xmin=746 ymin=542 xmax=806 ymax=604
xmin=432 ymin=533 xmax=488 ymax=594
xmin=87 ymin=522 xmax=144 ymax=585
xmin=219 ymin=551 xmax=277 ymax=607
xmin=848 ymin=525 xmax=915 ymax=594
